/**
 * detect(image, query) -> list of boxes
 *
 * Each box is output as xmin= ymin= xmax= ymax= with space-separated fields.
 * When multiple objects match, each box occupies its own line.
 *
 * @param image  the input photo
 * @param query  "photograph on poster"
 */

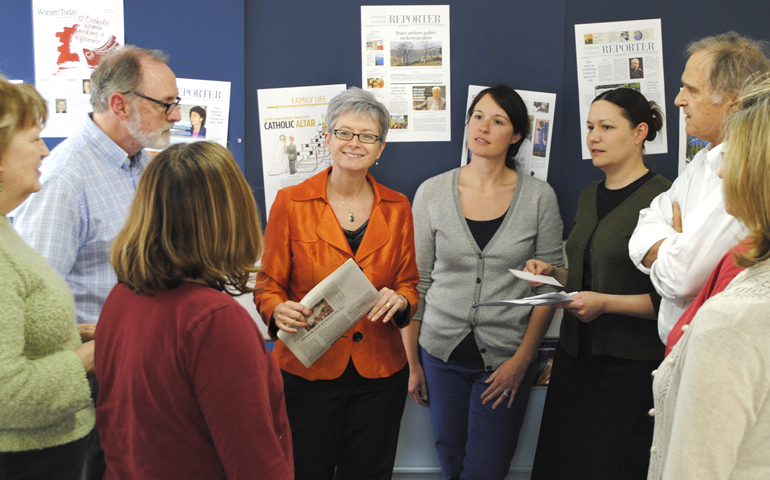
xmin=533 ymin=119 xmax=549 ymax=158
xmin=390 ymin=115 xmax=408 ymax=130
xmin=412 ymin=85 xmax=446 ymax=110
xmin=170 ymin=105 xmax=207 ymax=141
xmin=629 ymin=57 xmax=644 ymax=79
xmin=390 ymin=40 xmax=443 ymax=66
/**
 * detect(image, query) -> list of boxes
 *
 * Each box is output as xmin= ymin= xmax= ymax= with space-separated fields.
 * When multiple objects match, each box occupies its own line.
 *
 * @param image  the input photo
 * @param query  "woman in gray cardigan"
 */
xmin=403 ymin=85 xmax=564 ymax=480
xmin=526 ymin=88 xmax=670 ymax=480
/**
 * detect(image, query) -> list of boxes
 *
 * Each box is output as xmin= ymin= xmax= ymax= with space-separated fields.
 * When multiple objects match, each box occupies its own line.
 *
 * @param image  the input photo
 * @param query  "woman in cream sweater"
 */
xmin=0 ymin=78 xmax=94 ymax=480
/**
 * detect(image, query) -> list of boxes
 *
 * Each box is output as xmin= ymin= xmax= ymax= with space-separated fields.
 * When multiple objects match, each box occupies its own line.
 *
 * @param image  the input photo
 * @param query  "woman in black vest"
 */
xmin=526 ymin=88 xmax=670 ymax=480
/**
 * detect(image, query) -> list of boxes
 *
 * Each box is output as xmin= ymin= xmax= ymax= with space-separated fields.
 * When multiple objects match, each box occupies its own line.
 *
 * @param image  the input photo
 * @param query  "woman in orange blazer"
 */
xmin=255 ymin=87 xmax=419 ymax=480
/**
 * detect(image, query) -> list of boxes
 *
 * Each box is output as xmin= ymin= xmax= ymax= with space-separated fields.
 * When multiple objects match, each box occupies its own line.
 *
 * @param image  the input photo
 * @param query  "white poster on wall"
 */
xmin=361 ymin=5 xmax=451 ymax=142
xmin=461 ymin=85 xmax=557 ymax=182
xmin=574 ymin=18 xmax=668 ymax=159
xmin=257 ymin=84 xmax=347 ymax=218
xmin=32 ymin=0 xmax=124 ymax=137
xmin=168 ymin=78 xmax=231 ymax=149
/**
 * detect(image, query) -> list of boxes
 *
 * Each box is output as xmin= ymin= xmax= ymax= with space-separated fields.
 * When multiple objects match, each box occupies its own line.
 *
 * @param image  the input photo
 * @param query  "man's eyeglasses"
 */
xmin=332 ymin=129 xmax=381 ymax=144
xmin=122 ymin=90 xmax=181 ymax=115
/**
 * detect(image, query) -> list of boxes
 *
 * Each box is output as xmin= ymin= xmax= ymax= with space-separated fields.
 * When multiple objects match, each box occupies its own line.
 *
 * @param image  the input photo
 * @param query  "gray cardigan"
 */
xmin=413 ymin=168 xmax=564 ymax=369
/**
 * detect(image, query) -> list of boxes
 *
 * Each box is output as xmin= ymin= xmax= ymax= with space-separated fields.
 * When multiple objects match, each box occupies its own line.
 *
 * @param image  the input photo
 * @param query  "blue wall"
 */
xmin=4 ymin=1 xmax=770 ymax=233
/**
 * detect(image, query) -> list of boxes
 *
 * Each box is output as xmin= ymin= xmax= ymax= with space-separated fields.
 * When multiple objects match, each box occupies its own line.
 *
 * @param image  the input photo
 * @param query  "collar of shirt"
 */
xmin=704 ymin=142 xmax=725 ymax=178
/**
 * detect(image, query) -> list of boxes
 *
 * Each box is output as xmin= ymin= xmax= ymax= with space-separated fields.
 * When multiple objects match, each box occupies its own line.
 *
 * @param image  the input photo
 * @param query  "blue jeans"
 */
xmin=422 ymin=348 xmax=536 ymax=480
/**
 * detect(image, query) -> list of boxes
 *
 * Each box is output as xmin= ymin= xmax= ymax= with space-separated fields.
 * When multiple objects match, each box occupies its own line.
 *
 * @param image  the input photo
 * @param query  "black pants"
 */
xmin=531 ymin=342 xmax=659 ymax=480
xmin=282 ymin=360 xmax=409 ymax=480
xmin=83 ymin=376 xmax=105 ymax=480
xmin=0 ymin=435 xmax=89 ymax=480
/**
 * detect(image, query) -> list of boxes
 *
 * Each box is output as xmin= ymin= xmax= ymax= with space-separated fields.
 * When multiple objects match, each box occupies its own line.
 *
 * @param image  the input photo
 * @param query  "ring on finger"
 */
xmin=385 ymin=302 xmax=393 ymax=310
xmin=502 ymin=391 xmax=510 ymax=398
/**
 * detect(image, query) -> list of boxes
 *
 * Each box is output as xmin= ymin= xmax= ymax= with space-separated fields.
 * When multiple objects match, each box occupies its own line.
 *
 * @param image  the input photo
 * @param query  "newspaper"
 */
xmin=574 ymin=19 xmax=668 ymax=159
xmin=360 ymin=5 xmax=451 ymax=142
xmin=277 ymin=259 xmax=380 ymax=368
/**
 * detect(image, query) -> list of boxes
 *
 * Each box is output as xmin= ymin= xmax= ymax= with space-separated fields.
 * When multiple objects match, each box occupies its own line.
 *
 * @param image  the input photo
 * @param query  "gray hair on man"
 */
xmin=89 ymin=45 xmax=169 ymax=113
xmin=686 ymin=31 xmax=770 ymax=103
xmin=326 ymin=87 xmax=390 ymax=142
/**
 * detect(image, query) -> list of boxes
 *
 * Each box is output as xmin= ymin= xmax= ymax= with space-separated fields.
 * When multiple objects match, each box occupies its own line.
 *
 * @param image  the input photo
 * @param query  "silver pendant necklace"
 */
xmin=329 ymin=185 xmax=363 ymax=222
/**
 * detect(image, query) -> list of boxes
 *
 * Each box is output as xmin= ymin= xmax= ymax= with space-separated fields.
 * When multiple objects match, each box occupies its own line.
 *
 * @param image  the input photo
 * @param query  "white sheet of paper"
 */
xmin=509 ymin=269 xmax=563 ymax=287
xmin=474 ymin=292 xmax=576 ymax=307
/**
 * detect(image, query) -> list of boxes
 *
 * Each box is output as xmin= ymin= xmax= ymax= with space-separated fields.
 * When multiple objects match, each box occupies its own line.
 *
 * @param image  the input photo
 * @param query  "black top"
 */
xmin=343 ymin=220 xmax=409 ymax=327
xmin=343 ymin=220 xmax=369 ymax=255
xmin=466 ymin=210 xmax=507 ymax=252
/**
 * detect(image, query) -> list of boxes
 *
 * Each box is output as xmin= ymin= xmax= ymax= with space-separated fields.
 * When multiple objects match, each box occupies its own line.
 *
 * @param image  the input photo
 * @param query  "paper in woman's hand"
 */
xmin=509 ymin=269 xmax=564 ymax=287
xmin=473 ymin=291 xmax=576 ymax=307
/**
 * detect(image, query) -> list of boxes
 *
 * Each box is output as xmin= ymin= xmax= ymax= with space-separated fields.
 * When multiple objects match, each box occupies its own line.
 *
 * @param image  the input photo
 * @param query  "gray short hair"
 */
xmin=686 ymin=32 xmax=770 ymax=103
xmin=326 ymin=87 xmax=390 ymax=142
xmin=90 ymin=45 xmax=169 ymax=113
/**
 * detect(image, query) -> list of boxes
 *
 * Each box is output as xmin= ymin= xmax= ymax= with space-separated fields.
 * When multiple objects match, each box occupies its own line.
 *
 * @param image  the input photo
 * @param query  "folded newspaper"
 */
xmin=473 ymin=291 xmax=576 ymax=307
xmin=277 ymin=259 xmax=380 ymax=368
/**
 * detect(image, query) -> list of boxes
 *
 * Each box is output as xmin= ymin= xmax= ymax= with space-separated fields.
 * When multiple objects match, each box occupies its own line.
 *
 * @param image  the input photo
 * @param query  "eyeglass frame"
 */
xmin=121 ymin=90 xmax=182 ymax=115
xmin=331 ymin=129 xmax=382 ymax=144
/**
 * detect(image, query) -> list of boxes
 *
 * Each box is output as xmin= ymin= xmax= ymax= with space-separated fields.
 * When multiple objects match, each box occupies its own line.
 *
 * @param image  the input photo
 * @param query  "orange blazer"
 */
xmin=255 ymin=168 xmax=419 ymax=381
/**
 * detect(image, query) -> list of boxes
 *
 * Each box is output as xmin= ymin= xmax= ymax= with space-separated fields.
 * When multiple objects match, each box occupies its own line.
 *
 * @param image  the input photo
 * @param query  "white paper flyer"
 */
xmin=169 ymin=78 xmax=231 ymax=149
xmin=361 ymin=5 xmax=451 ymax=142
xmin=32 ymin=0 xmax=124 ymax=137
xmin=257 ymin=84 xmax=347 ymax=218
xmin=574 ymin=19 xmax=668 ymax=159
xmin=461 ymin=85 xmax=557 ymax=181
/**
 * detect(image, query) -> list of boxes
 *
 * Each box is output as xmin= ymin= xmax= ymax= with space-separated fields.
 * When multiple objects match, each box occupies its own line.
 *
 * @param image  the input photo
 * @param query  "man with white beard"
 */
xmin=12 ymin=44 xmax=181 ymax=480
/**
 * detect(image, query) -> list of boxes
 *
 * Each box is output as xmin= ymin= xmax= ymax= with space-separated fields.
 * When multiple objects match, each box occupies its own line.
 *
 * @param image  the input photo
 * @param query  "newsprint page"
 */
xmin=277 ymin=260 xmax=380 ymax=368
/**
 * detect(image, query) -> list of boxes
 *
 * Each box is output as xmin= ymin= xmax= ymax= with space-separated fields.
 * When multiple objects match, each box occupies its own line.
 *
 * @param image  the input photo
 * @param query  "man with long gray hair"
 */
xmin=629 ymin=32 xmax=770 ymax=344
xmin=13 ymin=44 xmax=181 ymax=479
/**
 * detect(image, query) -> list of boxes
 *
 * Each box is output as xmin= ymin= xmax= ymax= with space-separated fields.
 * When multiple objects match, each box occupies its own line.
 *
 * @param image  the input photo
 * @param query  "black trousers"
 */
xmin=531 ymin=342 xmax=659 ymax=480
xmin=83 ymin=375 xmax=105 ymax=480
xmin=282 ymin=360 xmax=409 ymax=480
xmin=0 ymin=435 xmax=89 ymax=480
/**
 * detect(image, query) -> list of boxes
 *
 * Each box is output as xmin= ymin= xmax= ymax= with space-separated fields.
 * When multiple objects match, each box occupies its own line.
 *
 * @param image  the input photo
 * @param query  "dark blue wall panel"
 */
xmin=245 ymin=0 xmax=567 ymax=222
xmin=4 ymin=1 xmax=770 ymax=234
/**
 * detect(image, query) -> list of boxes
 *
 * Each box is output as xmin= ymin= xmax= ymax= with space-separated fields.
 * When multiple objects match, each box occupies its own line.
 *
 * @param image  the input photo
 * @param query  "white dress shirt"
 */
xmin=628 ymin=143 xmax=745 ymax=342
